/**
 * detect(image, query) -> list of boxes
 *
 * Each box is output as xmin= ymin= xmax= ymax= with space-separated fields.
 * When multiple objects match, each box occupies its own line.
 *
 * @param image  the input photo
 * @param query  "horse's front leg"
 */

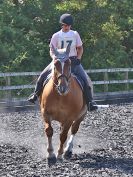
xmin=45 ymin=119 xmax=56 ymax=165
xmin=57 ymin=121 xmax=72 ymax=160
xmin=64 ymin=116 xmax=84 ymax=159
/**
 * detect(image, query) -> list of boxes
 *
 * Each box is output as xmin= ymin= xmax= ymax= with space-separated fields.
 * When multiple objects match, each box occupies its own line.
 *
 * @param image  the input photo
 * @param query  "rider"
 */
xmin=28 ymin=13 xmax=98 ymax=111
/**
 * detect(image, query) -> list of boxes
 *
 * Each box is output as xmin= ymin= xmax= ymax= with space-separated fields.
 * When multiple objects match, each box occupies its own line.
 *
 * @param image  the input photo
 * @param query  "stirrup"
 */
xmin=88 ymin=101 xmax=109 ymax=111
xmin=27 ymin=94 xmax=38 ymax=104
xmin=88 ymin=101 xmax=98 ymax=111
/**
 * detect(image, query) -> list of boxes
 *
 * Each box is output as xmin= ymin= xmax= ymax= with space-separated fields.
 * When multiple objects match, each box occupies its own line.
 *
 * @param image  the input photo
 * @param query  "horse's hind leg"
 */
xmin=57 ymin=121 xmax=72 ymax=160
xmin=64 ymin=116 xmax=84 ymax=159
xmin=45 ymin=119 xmax=56 ymax=164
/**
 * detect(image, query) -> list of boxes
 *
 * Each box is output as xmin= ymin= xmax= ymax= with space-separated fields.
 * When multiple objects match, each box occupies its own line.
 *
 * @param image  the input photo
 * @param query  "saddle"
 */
xmin=72 ymin=74 xmax=84 ymax=91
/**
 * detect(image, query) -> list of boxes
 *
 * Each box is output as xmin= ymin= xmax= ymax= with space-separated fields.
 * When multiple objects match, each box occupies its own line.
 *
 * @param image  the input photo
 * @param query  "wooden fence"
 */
xmin=0 ymin=68 xmax=133 ymax=90
xmin=0 ymin=68 xmax=133 ymax=105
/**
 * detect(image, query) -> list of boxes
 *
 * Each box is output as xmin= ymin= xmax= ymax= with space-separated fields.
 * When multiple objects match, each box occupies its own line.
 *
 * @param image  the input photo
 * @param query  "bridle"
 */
xmin=51 ymin=43 xmax=71 ymax=95
xmin=57 ymin=72 xmax=71 ymax=82
xmin=52 ymin=59 xmax=71 ymax=95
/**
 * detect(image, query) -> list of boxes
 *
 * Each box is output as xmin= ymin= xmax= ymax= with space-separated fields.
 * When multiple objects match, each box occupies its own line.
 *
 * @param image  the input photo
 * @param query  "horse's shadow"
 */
xmin=72 ymin=152 xmax=133 ymax=174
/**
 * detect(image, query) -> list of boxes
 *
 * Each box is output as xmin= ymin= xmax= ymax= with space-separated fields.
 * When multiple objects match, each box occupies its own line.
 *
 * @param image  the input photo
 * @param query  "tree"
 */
xmin=0 ymin=0 xmax=133 ymax=72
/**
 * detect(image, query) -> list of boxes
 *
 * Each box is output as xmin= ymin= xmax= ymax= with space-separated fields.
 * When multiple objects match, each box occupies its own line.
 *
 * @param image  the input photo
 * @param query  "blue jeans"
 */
xmin=37 ymin=63 xmax=52 ymax=85
xmin=71 ymin=64 xmax=93 ymax=102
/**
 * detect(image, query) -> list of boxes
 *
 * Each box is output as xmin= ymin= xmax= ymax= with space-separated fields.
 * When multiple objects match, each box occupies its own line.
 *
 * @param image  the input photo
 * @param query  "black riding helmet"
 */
xmin=59 ymin=14 xmax=73 ymax=26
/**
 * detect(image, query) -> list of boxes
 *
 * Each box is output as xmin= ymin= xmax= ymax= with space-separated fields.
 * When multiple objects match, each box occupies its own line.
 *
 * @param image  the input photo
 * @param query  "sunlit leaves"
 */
xmin=56 ymin=0 xmax=87 ymax=11
xmin=95 ymin=0 xmax=108 ymax=7
xmin=128 ymin=17 xmax=133 ymax=27
xmin=102 ymin=20 xmax=122 ymax=40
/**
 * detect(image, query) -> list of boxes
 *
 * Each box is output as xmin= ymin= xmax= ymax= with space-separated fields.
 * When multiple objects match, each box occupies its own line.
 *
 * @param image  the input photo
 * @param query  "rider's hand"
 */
xmin=76 ymin=59 xmax=81 ymax=65
xmin=52 ymin=55 xmax=58 ymax=61
xmin=71 ymin=58 xmax=81 ymax=65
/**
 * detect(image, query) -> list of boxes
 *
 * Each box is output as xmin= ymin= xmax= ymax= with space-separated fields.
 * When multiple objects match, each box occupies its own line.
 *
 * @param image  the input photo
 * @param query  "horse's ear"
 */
xmin=66 ymin=43 xmax=71 ymax=55
xmin=51 ymin=44 xmax=58 ymax=56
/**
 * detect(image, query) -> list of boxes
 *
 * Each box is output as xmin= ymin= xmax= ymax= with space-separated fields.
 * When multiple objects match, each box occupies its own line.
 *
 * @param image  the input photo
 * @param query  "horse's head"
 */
xmin=52 ymin=44 xmax=71 ymax=95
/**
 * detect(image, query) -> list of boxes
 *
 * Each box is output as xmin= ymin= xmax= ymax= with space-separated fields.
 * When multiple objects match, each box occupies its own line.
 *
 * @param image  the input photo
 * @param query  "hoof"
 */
xmin=64 ymin=150 xmax=72 ymax=159
xmin=47 ymin=155 xmax=57 ymax=165
xmin=57 ymin=155 xmax=63 ymax=162
xmin=57 ymin=157 xmax=63 ymax=163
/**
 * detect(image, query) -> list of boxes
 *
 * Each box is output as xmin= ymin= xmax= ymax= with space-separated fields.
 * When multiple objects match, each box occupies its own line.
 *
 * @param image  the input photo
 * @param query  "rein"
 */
xmin=57 ymin=73 xmax=71 ymax=82
xmin=52 ymin=72 xmax=71 ymax=87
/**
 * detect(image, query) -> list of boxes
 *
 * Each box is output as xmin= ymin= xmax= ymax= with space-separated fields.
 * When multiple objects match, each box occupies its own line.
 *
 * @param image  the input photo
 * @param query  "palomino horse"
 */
xmin=40 ymin=44 xmax=87 ymax=164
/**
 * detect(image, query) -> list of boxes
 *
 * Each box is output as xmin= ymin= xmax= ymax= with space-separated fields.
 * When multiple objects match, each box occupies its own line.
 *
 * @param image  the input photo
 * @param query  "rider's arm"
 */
xmin=49 ymin=33 xmax=58 ymax=60
xmin=75 ymin=31 xmax=83 ymax=60
xmin=50 ymin=48 xmax=57 ymax=60
xmin=76 ymin=45 xmax=83 ymax=60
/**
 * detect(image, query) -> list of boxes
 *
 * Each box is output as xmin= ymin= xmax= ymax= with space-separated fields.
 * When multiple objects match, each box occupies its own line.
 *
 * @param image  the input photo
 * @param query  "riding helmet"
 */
xmin=59 ymin=14 xmax=73 ymax=25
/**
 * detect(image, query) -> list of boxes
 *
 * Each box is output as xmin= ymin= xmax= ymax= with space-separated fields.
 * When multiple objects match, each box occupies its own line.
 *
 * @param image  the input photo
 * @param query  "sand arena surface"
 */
xmin=0 ymin=104 xmax=133 ymax=176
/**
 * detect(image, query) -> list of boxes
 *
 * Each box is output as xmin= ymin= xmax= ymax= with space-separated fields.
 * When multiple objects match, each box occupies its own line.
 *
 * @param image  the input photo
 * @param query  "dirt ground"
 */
xmin=0 ymin=104 xmax=133 ymax=177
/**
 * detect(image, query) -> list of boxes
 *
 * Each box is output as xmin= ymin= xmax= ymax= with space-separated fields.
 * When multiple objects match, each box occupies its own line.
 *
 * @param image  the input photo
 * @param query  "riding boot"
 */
xmin=71 ymin=63 xmax=98 ymax=111
xmin=28 ymin=63 xmax=53 ymax=104
xmin=27 ymin=81 xmax=43 ymax=104
xmin=84 ymin=85 xmax=98 ymax=111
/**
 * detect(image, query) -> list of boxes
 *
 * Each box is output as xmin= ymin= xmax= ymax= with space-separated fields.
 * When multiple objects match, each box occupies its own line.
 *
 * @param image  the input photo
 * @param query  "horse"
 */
xmin=39 ymin=44 xmax=87 ymax=164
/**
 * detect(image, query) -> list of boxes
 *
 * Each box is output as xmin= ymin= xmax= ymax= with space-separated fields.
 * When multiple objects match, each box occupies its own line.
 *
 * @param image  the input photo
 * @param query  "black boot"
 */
xmin=84 ymin=85 xmax=98 ymax=111
xmin=27 ymin=93 xmax=38 ymax=104
xmin=28 ymin=64 xmax=53 ymax=104
xmin=27 ymin=81 xmax=43 ymax=104
xmin=88 ymin=101 xmax=98 ymax=111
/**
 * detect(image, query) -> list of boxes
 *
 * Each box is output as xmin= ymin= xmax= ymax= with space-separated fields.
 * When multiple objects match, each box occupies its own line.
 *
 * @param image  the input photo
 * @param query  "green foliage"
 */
xmin=56 ymin=0 xmax=87 ymax=11
xmin=0 ymin=0 xmax=133 ymax=72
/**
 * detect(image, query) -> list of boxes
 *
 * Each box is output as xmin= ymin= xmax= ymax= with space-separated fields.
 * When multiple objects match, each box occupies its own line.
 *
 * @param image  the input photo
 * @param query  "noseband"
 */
xmin=53 ymin=70 xmax=71 ymax=87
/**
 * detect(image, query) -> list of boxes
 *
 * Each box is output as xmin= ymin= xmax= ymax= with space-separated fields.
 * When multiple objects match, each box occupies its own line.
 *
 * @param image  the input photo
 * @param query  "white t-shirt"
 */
xmin=49 ymin=29 xmax=83 ymax=57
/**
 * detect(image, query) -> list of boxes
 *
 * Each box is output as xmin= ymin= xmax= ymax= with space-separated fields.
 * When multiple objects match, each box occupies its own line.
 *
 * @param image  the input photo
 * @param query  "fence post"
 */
xmin=32 ymin=75 xmax=38 ymax=85
xmin=125 ymin=71 xmax=129 ymax=91
xmin=104 ymin=72 xmax=108 ymax=92
xmin=5 ymin=76 xmax=11 ymax=100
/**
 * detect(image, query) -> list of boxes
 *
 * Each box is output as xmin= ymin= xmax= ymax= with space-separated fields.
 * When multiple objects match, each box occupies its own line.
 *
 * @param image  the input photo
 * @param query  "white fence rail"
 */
xmin=0 ymin=68 xmax=133 ymax=92
xmin=0 ymin=68 xmax=133 ymax=109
